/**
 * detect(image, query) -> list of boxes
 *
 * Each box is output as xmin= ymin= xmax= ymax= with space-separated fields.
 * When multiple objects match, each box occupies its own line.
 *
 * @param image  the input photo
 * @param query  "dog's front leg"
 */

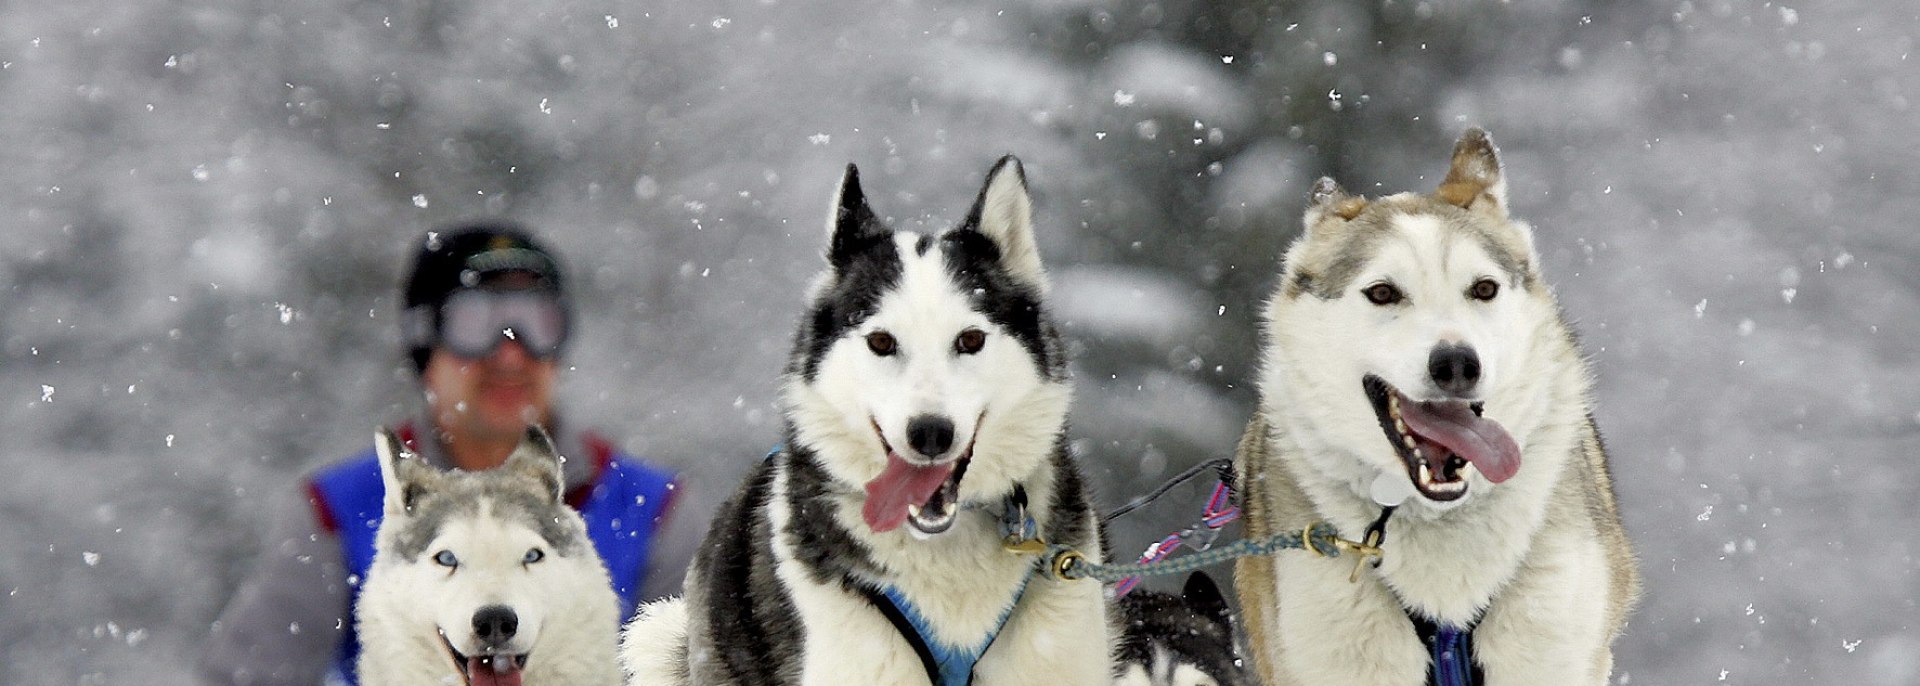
xmin=782 ymin=580 xmax=935 ymax=686
xmin=1472 ymin=528 xmax=1616 ymax=685
xmin=1267 ymin=554 xmax=1430 ymax=686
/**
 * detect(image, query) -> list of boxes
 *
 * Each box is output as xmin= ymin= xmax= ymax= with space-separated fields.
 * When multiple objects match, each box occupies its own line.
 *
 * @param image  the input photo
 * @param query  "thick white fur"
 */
xmin=1242 ymin=159 xmax=1632 ymax=682
xmin=621 ymin=598 xmax=688 ymax=685
xmin=358 ymin=434 xmax=622 ymax=686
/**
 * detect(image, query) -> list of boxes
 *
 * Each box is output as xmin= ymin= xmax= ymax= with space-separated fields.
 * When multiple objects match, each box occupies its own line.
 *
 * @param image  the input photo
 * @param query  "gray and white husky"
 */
xmin=357 ymin=426 xmax=622 ymax=686
xmin=1233 ymin=129 xmax=1640 ymax=685
xmin=623 ymin=157 xmax=1113 ymax=685
xmin=1113 ymin=572 xmax=1254 ymax=686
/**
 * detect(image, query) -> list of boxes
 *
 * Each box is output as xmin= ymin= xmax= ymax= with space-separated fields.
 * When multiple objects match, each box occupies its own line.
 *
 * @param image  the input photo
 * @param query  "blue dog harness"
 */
xmin=1412 ymin=611 xmax=1482 ymax=686
xmin=307 ymin=428 xmax=678 ymax=685
xmin=858 ymin=574 xmax=1033 ymax=686
xmin=851 ymin=486 xmax=1040 ymax=686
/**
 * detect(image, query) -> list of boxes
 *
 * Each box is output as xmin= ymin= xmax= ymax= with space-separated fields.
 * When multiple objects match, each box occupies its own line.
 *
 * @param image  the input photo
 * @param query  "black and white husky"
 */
xmin=623 ymin=157 xmax=1113 ymax=685
xmin=1113 ymin=572 xmax=1254 ymax=686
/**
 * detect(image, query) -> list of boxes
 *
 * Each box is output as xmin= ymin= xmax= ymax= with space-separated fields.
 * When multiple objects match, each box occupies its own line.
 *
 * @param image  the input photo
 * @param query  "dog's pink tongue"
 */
xmin=1399 ymin=401 xmax=1522 ymax=483
xmin=468 ymin=656 xmax=522 ymax=686
xmin=863 ymin=452 xmax=956 ymax=533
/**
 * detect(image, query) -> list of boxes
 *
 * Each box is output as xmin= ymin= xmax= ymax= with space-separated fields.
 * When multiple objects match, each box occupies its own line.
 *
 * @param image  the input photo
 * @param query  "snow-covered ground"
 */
xmin=2 ymin=1 xmax=1914 ymax=684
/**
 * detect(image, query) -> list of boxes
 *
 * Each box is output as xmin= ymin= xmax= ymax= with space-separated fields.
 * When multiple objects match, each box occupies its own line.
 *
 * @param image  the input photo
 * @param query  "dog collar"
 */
xmin=998 ymin=485 xmax=1039 ymax=547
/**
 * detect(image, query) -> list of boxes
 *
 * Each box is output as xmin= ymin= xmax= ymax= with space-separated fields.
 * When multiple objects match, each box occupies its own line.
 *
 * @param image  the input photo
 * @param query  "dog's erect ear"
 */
xmin=827 ymin=163 xmax=889 ymax=274
xmin=1303 ymin=176 xmax=1367 ymax=232
xmin=503 ymin=425 xmax=566 ymax=505
xmin=1182 ymin=571 xmax=1234 ymax=630
xmin=375 ymin=426 xmax=433 ymax=516
xmin=1435 ymin=127 xmax=1508 ymax=217
xmin=961 ymin=155 xmax=1047 ymax=292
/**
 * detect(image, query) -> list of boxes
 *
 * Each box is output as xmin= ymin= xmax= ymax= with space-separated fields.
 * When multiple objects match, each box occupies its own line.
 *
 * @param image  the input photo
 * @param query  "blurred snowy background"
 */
xmin=1 ymin=0 xmax=1914 ymax=683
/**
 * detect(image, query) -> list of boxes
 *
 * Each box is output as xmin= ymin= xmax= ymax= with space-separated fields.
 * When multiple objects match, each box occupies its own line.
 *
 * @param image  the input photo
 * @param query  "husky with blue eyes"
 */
xmin=622 ymin=157 xmax=1112 ymax=685
xmin=356 ymin=426 xmax=621 ymax=686
xmin=1233 ymin=129 xmax=1640 ymax=685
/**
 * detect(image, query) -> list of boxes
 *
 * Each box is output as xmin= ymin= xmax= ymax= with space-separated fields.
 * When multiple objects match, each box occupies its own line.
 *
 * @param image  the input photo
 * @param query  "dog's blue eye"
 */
xmin=523 ymin=548 xmax=545 ymax=564
xmin=433 ymin=550 xmax=458 ymax=568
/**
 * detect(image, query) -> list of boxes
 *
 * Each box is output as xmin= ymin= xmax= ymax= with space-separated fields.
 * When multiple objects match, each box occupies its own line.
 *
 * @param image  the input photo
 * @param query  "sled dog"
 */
xmin=623 ymin=157 xmax=1113 ymax=685
xmin=357 ymin=426 xmax=621 ymax=686
xmin=1113 ymin=572 xmax=1254 ymax=686
xmin=1233 ymin=128 xmax=1639 ymax=685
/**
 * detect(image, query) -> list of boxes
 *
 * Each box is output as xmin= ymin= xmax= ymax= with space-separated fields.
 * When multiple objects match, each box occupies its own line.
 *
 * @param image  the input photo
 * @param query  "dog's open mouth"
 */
xmin=441 ymin=631 xmax=529 ymax=686
xmin=1362 ymin=375 xmax=1521 ymax=502
xmin=861 ymin=419 xmax=977 ymax=536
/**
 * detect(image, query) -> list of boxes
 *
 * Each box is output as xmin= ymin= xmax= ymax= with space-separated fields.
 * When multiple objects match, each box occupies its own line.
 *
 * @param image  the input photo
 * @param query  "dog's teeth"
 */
xmin=1417 ymin=462 xmax=1431 ymax=484
xmin=1402 ymin=434 xmax=1417 ymax=449
xmin=942 ymin=501 xmax=957 ymax=516
xmin=906 ymin=504 xmax=921 ymax=519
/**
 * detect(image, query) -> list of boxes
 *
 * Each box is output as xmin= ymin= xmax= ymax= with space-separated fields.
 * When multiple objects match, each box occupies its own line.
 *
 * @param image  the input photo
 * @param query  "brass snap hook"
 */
xmin=1338 ymin=529 xmax=1385 ymax=583
xmin=1004 ymin=537 xmax=1049 ymax=556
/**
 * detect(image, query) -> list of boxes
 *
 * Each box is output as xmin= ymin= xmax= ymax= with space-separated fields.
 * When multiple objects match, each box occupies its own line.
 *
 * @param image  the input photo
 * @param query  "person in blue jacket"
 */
xmin=200 ymin=224 xmax=705 ymax=686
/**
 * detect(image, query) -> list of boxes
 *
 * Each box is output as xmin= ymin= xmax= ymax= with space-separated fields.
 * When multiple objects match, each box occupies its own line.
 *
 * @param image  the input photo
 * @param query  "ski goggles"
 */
xmin=434 ymin=289 xmax=570 ymax=360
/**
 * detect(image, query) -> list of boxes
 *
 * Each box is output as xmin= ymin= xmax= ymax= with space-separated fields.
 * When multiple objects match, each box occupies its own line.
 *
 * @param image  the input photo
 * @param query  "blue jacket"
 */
xmin=306 ymin=426 xmax=678 ymax=685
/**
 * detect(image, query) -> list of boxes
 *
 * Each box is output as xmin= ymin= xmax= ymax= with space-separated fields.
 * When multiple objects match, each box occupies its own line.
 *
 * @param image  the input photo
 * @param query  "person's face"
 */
xmin=422 ymin=324 xmax=559 ymax=445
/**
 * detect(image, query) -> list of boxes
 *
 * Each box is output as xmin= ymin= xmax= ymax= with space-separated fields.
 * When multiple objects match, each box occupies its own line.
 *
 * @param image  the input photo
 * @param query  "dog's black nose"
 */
xmin=906 ymin=414 xmax=955 ymax=459
xmin=1428 ymin=344 xmax=1481 ymax=396
xmin=472 ymin=605 xmax=518 ymax=645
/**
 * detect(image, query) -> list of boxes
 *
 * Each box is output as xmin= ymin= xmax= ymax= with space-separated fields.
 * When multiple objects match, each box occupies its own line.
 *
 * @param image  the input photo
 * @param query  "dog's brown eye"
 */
xmin=955 ymin=329 xmax=986 ymax=355
xmin=866 ymin=331 xmax=897 ymax=356
xmin=1364 ymin=283 xmax=1403 ymax=305
xmin=1469 ymin=278 xmax=1500 ymax=301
